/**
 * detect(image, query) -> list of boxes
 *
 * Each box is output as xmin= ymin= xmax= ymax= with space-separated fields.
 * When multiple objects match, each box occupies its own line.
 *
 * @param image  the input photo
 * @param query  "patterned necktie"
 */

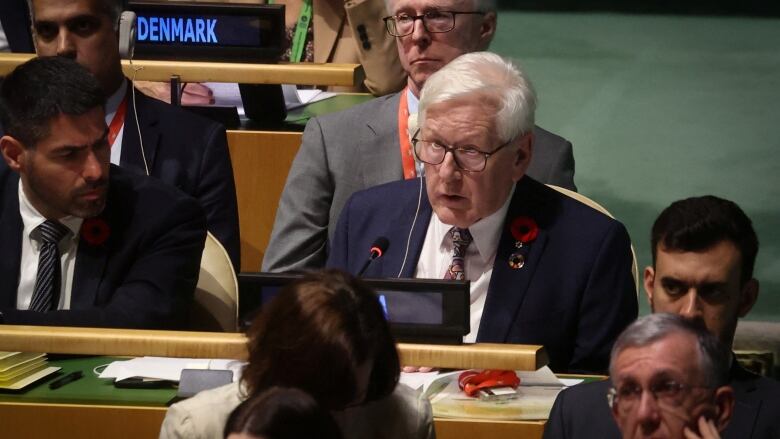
xmin=29 ymin=220 xmax=70 ymax=312
xmin=444 ymin=227 xmax=473 ymax=281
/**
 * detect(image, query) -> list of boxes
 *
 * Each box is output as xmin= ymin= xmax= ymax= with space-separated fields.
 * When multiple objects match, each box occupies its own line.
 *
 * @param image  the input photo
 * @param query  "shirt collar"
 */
xmin=105 ymin=78 xmax=128 ymax=124
xmin=18 ymin=180 xmax=84 ymax=241
xmin=433 ymin=185 xmax=516 ymax=264
xmin=406 ymin=87 xmax=419 ymax=116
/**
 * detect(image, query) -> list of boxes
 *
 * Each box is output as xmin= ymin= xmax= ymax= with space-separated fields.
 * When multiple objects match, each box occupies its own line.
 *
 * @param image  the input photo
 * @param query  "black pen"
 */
xmin=49 ymin=371 xmax=84 ymax=389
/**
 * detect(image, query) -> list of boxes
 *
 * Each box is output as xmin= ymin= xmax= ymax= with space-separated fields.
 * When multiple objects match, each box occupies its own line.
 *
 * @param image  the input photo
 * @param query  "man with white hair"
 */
xmin=328 ymin=52 xmax=637 ymax=373
xmin=607 ymin=313 xmax=735 ymax=439
xmin=263 ymin=0 xmax=576 ymax=273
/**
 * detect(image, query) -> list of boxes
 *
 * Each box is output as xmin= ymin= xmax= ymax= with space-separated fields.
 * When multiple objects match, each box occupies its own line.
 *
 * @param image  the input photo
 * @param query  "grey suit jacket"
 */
xmin=263 ymin=92 xmax=576 ymax=272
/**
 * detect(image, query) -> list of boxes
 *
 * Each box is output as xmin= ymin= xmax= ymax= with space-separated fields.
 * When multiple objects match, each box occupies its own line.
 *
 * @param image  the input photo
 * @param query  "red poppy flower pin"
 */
xmin=81 ymin=218 xmax=110 ymax=246
xmin=508 ymin=216 xmax=538 ymax=269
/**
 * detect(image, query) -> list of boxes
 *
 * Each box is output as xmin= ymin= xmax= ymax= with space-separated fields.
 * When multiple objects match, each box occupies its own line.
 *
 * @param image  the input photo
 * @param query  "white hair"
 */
xmin=385 ymin=0 xmax=497 ymax=14
xmin=418 ymin=51 xmax=536 ymax=143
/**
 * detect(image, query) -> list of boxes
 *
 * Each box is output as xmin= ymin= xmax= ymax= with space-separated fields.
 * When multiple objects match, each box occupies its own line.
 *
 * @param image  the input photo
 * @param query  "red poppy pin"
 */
xmin=81 ymin=218 xmax=110 ymax=246
xmin=508 ymin=216 xmax=538 ymax=269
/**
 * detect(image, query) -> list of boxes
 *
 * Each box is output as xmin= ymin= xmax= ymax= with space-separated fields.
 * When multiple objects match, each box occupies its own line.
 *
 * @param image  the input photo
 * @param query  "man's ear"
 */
xmin=478 ymin=12 xmax=497 ymax=50
xmin=510 ymin=132 xmax=533 ymax=181
xmin=0 ymin=136 xmax=26 ymax=171
xmin=737 ymin=278 xmax=759 ymax=317
xmin=712 ymin=386 xmax=735 ymax=432
xmin=643 ymin=266 xmax=656 ymax=308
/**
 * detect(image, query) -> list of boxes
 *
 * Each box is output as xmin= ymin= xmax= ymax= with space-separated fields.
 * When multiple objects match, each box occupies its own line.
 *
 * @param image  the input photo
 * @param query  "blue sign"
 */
xmin=137 ymin=16 xmax=218 ymax=43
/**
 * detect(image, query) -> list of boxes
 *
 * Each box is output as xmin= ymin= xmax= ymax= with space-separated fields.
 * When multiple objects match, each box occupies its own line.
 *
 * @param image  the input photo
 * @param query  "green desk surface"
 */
xmin=0 ymin=356 xmax=176 ymax=407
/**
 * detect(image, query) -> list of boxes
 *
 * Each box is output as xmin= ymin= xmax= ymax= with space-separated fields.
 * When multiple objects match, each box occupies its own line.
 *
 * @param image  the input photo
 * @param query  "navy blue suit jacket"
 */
xmin=121 ymin=90 xmax=239 ymax=270
xmin=543 ymin=362 xmax=780 ymax=439
xmin=328 ymin=176 xmax=638 ymax=373
xmin=0 ymin=163 xmax=207 ymax=329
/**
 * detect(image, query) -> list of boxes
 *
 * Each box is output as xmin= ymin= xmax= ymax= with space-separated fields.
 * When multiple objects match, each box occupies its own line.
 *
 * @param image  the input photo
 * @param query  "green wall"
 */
xmin=490 ymin=12 xmax=780 ymax=319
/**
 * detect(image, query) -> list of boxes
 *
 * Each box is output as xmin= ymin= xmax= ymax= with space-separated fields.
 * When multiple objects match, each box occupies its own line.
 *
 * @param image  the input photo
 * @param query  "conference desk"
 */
xmin=0 ymin=326 xmax=554 ymax=439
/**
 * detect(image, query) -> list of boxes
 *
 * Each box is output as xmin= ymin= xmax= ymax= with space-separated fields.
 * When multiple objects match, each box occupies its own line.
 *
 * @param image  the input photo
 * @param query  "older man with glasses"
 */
xmin=327 ymin=52 xmax=637 ymax=374
xmin=263 ymin=0 xmax=577 ymax=273
xmin=607 ymin=313 xmax=735 ymax=439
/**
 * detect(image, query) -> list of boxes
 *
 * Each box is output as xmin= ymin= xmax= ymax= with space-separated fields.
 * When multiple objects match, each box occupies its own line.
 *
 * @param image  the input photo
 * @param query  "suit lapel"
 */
xmin=120 ymin=90 xmax=160 ymax=175
xmin=313 ymin=0 xmax=344 ymax=63
xmin=373 ymin=179 xmax=431 ymax=278
xmin=70 ymin=172 xmax=118 ymax=308
xmin=477 ymin=178 xmax=552 ymax=342
xmin=726 ymin=361 xmax=760 ymax=438
xmin=360 ymin=93 xmax=404 ymax=187
xmin=0 ymin=173 xmax=23 ymax=308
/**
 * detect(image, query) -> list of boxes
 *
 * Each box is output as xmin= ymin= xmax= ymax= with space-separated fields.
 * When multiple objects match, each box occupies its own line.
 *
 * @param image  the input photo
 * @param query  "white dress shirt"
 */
xmin=17 ymin=181 xmax=83 ymax=310
xmin=106 ymin=79 xmax=128 ymax=165
xmin=414 ymin=187 xmax=515 ymax=342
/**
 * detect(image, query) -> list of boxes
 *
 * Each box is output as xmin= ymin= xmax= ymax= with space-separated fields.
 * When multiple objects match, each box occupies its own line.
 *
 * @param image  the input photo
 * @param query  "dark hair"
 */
xmin=241 ymin=270 xmax=400 ymax=409
xmin=224 ymin=387 xmax=343 ymax=439
xmin=0 ymin=56 xmax=105 ymax=148
xmin=27 ymin=0 xmax=123 ymax=26
xmin=610 ymin=313 xmax=732 ymax=388
xmin=651 ymin=195 xmax=758 ymax=285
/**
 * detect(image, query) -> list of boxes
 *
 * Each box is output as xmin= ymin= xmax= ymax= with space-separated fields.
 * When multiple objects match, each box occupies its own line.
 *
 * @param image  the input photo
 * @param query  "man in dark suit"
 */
xmin=544 ymin=196 xmax=780 ymax=439
xmin=0 ymin=0 xmax=34 ymax=52
xmin=607 ymin=314 xmax=736 ymax=439
xmin=27 ymin=0 xmax=239 ymax=269
xmin=0 ymin=56 xmax=206 ymax=329
xmin=263 ymin=0 xmax=577 ymax=273
xmin=327 ymin=52 xmax=637 ymax=373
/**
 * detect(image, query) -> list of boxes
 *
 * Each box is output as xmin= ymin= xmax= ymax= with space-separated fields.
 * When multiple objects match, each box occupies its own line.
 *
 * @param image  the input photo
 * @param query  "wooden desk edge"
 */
xmin=0 ymin=326 xmax=547 ymax=370
xmin=0 ymin=53 xmax=364 ymax=87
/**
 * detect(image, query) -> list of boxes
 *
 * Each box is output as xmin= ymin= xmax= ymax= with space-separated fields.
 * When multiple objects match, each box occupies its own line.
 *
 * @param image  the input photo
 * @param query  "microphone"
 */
xmin=357 ymin=237 xmax=389 ymax=276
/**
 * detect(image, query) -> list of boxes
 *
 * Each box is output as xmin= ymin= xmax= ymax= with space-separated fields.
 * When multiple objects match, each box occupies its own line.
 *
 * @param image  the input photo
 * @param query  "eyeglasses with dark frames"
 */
xmin=383 ymin=10 xmax=486 ymax=37
xmin=412 ymin=132 xmax=512 ymax=173
xmin=607 ymin=379 xmax=713 ymax=414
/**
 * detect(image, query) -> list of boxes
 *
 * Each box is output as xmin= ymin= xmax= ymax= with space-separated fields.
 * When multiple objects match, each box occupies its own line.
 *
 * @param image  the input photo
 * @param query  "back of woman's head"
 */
xmin=242 ymin=270 xmax=399 ymax=409
xmin=224 ymin=387 xmax=342 ymax=439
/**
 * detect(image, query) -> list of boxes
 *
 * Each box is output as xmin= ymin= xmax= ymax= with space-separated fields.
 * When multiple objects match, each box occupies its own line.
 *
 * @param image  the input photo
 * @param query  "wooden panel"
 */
xmin=0 ymin=53 xmax=363 ymax=87
xmin=0 ymin=402 xmax=545 ymax=439
xmin=227 ymin=130 xmax=302 ymax=271
xmin=0 ymin=326 xmax=546 ymax=370
xmin=435 ymin=418 xmax=546 ymax=439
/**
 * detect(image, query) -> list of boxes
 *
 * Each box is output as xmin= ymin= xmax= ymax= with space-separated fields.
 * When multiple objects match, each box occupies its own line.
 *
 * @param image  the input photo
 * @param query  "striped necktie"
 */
xmin=29 ymin=220 xmax=70 ymax=312
xmin=444 ymin=227 xmax=473 ymax=281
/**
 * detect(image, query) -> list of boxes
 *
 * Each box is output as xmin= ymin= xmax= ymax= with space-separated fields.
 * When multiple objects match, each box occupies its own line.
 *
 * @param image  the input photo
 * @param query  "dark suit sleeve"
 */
xmin=263 ymin=117 xmax=333 ymax=272
xmin=325 ymin=192 xmax=354 ymax=272
xmin=543 ymin=388 xmax=571 ymax=439
xmin=545 ymin=139 xmax=576 ymax=192
xmin=197 ymin=123 xmax=240 ymax=271
xmin=1 ymin=196 xmax=207 ymax=329
xmin=570 ymin=221 xmax=638 ymax=373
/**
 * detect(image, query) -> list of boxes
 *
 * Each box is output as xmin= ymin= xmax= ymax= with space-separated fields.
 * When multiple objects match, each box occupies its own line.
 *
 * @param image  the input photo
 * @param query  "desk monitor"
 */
xmin=238 ymin=273 xmax=470 ymax=345
xmin=127 ymin=1 xmax=285 ymax=62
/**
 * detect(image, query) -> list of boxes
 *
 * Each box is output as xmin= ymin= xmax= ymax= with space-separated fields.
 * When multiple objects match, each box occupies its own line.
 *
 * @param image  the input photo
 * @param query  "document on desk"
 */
xmin=421 ymin=366 xmax=567 ymax=421
xmin=98 ymin=357 xmax=246 ymax=382
xmin=0 ymin=352 xmax=60 ymax=390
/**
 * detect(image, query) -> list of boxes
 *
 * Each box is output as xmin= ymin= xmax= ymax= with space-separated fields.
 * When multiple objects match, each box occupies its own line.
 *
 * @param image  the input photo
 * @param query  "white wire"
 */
xmin=397 ymin=173 xmax=423 ymax=278
xmin=127 ymin=57 xmax=150 ymax=176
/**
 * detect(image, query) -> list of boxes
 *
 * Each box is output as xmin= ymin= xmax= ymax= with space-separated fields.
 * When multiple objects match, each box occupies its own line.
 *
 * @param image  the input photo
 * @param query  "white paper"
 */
xmin=205 ymin=82 xmax=337 ymax=115
xmin=98 ymin=356 xmax=246 ymax=382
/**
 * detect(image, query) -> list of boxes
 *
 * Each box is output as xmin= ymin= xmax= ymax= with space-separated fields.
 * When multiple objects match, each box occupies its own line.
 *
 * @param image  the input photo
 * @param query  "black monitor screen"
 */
xmin=377 ymin=290 xmax=443 ymax=325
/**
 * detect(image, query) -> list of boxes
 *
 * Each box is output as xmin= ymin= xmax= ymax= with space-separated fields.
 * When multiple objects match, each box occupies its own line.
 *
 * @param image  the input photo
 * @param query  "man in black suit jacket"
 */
xmin=544 ymin=196 xmax=780 ymax=439
xmin=27 ymin=0 xmax=239 ymax=269
xmin=0 ymin=0 xmax=33 ymax=52
xmin=0 ymin=56 xmax=206 ymax=329
xmin=327 ymin=52 xmax=637 ymax=373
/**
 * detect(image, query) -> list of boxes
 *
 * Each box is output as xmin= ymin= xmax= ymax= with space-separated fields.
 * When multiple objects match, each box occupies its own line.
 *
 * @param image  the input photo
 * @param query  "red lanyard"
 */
xmin=397 ymin=88 xmax=417 ymax=179
xmin=108 ymin=90 xmax=128 ymax=148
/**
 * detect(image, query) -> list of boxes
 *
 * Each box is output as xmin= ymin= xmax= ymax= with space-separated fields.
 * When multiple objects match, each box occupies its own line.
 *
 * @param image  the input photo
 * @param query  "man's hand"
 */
xmin=402 ymin=366 xmax=437 ymax=373
xmin=683 ymin=416 xmax=721 ymax=439
xmin=134 ymin=81 xmax=215 ymax=105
